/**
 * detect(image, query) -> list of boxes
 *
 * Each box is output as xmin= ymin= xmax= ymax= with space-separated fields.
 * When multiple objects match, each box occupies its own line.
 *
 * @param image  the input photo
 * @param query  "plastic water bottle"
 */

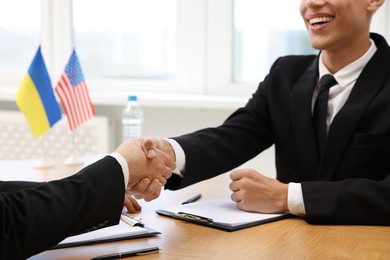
xmin=122 ymin=95 xmax=143 ymax=142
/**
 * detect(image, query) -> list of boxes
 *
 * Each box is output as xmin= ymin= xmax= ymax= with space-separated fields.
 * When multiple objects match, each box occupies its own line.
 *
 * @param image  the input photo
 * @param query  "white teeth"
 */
xmin=309 ymin=17 xmax=334 ymax=25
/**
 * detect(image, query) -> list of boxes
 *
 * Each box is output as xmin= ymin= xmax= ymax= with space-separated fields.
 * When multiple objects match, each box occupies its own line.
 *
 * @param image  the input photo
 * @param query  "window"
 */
xmin=72 ymin=0 xmax=205 ymax=94
xmin=232 ymin=0 xmax=317 ymax=84
xmin=73 ymin=0 xmax=176 ymax=80
xmin=0 ymin=0 xmax=40 ymax=79
xmin=0 ymin=0 xmax=389 ymax=99
xmin=204 ymin=0 xmax=316 ymax=95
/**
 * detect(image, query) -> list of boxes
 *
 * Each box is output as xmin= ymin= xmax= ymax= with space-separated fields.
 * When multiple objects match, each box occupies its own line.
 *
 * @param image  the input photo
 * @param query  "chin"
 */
xmin=308 ymin=39 xmax=324 ymax=52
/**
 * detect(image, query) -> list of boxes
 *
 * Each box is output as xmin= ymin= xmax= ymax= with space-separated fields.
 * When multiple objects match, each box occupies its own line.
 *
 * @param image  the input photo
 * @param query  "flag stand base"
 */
xmin=64 ymin=154 xmax=83 ymax=166
xmin=33 ymin=158 xmax=55 ymax=169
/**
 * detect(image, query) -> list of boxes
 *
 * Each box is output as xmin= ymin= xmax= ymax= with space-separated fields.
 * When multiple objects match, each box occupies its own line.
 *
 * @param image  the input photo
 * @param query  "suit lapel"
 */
xmin=290 ymin=57 xmax=320 ymax=180
xmin=320 ymin=34 xmax=390 ymax=180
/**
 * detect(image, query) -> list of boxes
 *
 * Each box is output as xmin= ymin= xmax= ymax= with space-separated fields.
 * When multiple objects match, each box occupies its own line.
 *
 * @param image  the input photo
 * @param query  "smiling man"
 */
xmin=139 ymin=0 xmax=390 ymax=225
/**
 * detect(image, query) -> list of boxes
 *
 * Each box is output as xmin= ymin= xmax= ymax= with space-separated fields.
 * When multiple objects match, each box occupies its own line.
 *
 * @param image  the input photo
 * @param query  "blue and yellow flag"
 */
xmin=16 ymin=46 xmax=62 ymax=138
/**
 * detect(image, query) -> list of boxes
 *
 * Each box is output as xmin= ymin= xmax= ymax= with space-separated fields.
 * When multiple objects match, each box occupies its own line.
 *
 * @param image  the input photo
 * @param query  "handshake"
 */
xmin=114 ymin=138 xmax=176 ymax=211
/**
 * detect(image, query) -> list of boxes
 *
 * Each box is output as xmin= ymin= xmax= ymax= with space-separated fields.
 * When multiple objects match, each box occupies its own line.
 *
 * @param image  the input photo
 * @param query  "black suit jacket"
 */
xmin=0 ymin=156 xmax=125 ymax=259
xmin=166 ymin=33 xmax=390 ymax=225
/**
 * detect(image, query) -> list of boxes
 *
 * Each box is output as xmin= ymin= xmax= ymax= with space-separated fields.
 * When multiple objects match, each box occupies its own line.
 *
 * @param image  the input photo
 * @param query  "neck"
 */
xmin=321 ymin=37 xmax=371 ymax=74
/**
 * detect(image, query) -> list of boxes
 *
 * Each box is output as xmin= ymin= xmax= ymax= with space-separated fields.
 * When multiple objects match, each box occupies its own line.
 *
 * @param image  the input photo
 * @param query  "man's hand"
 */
xmin=127 ymin=178 xmax=163 ymax=201
xmin=141 ymin=137 xmax=176 ymax=162
xmin=123 ymin=178 xmax=164 ymax=212
xmin=229 ymin=169 xmax=288 ymax=213
xmin=126 ymin=138 xmax=176 ymax=201
xmin=124 ymin=193 xmax=142 ymax=213
xmin=115 ymin=138 xmax=175 ymax=188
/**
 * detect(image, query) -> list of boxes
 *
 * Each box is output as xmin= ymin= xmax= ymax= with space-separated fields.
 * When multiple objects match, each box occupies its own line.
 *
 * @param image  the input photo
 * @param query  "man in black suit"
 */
xmin=0 ymin=138 xmax=174 ymax=260
xmin=141 ymin=0 xmax=390 ymax=225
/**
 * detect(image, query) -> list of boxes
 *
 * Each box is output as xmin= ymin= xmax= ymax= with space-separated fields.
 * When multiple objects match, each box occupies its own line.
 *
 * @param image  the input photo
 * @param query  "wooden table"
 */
xmin=2 ymin=158 xmax=389 ymax=259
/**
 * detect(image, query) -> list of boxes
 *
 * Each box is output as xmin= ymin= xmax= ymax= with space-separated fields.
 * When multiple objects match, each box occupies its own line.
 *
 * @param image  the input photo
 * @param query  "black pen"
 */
xmin=91 ymin=247 xmax=161 ymax=260
xmin=182 ymin=193 xmax=202 ymax=204
xmin=175 ymin=212 xmax=213 ymax=224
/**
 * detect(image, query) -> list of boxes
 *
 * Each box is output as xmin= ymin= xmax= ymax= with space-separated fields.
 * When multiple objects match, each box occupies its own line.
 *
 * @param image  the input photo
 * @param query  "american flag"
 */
xmin=55 ymin=49 xmax=95 ymax=131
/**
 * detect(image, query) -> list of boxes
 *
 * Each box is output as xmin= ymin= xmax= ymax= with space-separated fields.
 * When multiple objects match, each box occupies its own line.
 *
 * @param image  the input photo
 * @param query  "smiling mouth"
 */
xmin=309 ymin=17 xmax=334 ymax=26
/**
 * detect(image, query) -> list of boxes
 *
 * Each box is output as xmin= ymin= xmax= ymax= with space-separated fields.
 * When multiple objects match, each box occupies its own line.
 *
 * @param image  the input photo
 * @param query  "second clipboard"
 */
xmin=156 ymin=197 xmax=290 ymax=232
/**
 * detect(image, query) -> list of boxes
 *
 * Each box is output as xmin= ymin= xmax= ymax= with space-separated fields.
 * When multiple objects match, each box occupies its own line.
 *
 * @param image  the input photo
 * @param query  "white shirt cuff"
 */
xmin=166 ymin=138 xmax=185 ymax=177
xmin=287 ymin=182 xmax=306 ymax=216
xmin=109 ymin=152 xmax=128 ymax=189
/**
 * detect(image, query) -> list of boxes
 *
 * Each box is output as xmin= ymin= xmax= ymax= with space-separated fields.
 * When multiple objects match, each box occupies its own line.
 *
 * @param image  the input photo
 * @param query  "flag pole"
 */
xmin=63 ymin=0 xmax=82 ymax=166
xmin=33 ymin=135 xmax=55 ymax=168
xmin=63 ymin=128 xmax=83 ymax=166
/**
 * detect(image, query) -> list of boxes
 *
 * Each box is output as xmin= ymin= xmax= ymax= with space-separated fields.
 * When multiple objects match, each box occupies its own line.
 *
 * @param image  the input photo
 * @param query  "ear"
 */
xmin=367 ymin=0 xmax=385 ymax=12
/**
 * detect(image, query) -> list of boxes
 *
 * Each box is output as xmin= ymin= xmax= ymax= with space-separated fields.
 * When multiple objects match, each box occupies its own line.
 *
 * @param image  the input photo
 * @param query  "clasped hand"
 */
xmin=115 ymin=138 xmax=175 ymax=212
xmin=116 ymin=138 xmax=290 ymax=214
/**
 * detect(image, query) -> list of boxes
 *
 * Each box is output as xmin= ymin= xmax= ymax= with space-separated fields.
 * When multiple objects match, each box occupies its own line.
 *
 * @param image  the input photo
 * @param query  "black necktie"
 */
xmin=313 ymin=74 xmax=337 ymax=156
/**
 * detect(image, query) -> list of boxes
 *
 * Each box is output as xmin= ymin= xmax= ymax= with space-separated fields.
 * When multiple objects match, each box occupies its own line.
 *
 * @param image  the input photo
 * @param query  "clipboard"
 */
xmin=156 ymin=197 xmax=290 ymax=232
xmin=52 ymin=214 xmax=160 ymax=249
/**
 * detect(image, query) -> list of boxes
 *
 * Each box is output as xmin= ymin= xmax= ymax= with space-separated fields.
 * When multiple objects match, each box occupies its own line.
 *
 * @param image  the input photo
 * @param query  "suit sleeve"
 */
xmin=165 ymin=77 xmax=276 ymax=190
xmin=164 ymin=56 xmax=304 ymax=190
xmin=302 ymin=174 xmax=390 ymax=225
xmin=0 ymin=156 xmax=125 ymax=260
xmin=0 ymin=180 xmax=43 ymax=192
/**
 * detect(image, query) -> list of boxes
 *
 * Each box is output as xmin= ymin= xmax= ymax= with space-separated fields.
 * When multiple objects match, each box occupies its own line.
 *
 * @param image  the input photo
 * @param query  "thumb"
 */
xmin=142 ymin=137 xmax=157 ymax=159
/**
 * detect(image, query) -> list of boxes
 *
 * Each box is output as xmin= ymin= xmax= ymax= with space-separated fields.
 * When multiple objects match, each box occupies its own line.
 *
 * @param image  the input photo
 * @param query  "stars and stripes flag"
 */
xmin=55 ymin=49 xmax=95 ymax=131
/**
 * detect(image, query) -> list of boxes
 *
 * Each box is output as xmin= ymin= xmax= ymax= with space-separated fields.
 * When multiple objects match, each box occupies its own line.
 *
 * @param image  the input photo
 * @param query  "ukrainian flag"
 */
xmin=16 ymin=46 xmax=62 ymax=138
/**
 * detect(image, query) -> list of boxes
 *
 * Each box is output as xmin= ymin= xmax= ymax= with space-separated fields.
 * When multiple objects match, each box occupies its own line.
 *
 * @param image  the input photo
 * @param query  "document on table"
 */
xmin=52 ymin=216 xmax=160 ymax=249
xmin=157 ymin=197 xmax=290 ymax=231
xmin=31 ymin=243 xmax=161 ymax=260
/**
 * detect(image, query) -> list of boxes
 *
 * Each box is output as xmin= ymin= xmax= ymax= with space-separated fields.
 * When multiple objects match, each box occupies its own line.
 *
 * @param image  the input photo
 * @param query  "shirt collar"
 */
xmin=319 ymin=39 xmax=377 ymax=88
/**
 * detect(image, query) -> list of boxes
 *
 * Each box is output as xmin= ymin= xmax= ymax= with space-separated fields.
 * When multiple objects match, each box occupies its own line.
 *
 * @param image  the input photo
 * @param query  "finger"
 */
xmin=152 ymin=173 xmax=167 ymax=186
xmin=157 ymin=149 xmax=176 ymax=171
xmin=124 ymin=199 xmax=136 ymax=213
xmin=124 ymin=196 xmax=140 ymax=213
xmin=229 ymin=180 xmax=240 ymax=192
xmin=124 ymin=196 xmax=135 ymax=213
xmin=128 ymin=178 xmax=151 ymax=195
xmin=230 ymin=170 xmax=243 ymax=181
xmin=135 ymin=179 xmax=163 ymax=201
xmin=130 ymin=196 xmax=142 ymax=211
xmin=125 ymin=196 xmax=142 ymax=213
xmin=144 ymin=180 xmax=163 ymax=202
xmin=236 ymin=199 xmax=246 ymax=211
xmin=230 ymin=190 xmax=241 ymax=203
xmin=142 ymin=137 xmax=157 ymax=159
xmin=155 ymin=138 xmax=167 ymax=150
xmin=163 ymin=167 xmax=173 ymax=180
xmin=134 ymin=194 xmax=143 ymax=200
xmin=159 ymin=163 xmax=173 ymax=180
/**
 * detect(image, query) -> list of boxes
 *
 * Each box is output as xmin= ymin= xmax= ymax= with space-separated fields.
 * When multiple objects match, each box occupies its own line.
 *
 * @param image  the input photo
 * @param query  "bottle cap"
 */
xmin=128 ymin=95 xmax=137 ymax=101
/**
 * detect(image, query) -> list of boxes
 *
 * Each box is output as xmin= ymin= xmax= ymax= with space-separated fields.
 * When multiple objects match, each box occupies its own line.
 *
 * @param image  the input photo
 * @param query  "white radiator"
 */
xmin=0 ymin=111 xmax=109 ymax=160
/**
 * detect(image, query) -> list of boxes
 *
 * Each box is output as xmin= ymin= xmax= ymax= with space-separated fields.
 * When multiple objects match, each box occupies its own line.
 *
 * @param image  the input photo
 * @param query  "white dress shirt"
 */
xmin=168 ymin=39 xmax=377 ymax=216
xmin=110 ymin=152 xmax=129 ymax=188
xmin=286 ymin=39 xmax=376 ymax=215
